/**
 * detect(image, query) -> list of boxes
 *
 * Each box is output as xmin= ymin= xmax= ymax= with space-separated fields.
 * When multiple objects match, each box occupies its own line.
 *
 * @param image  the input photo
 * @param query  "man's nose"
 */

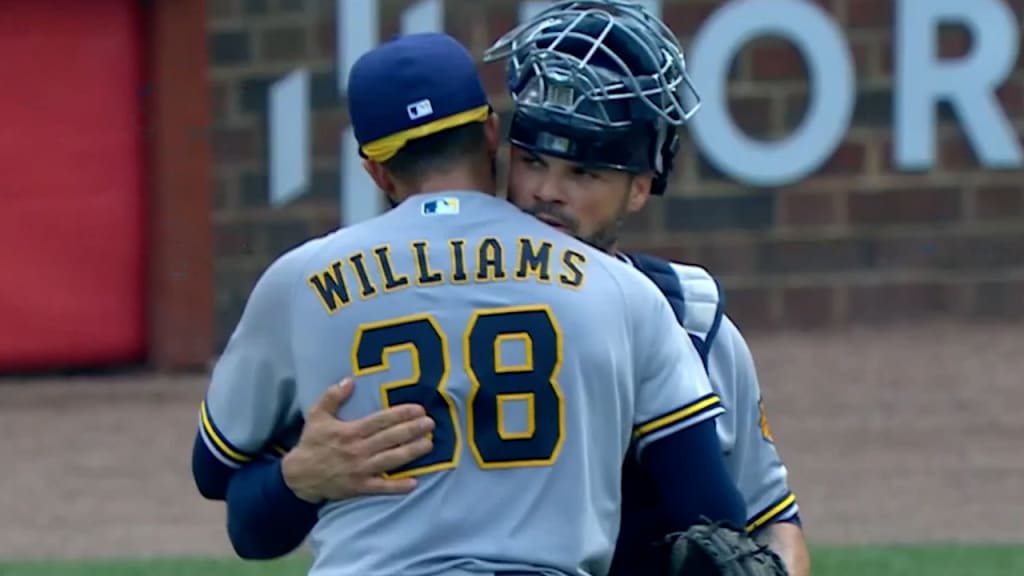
xmin=534 ymin=176 xmax=566 ymax=204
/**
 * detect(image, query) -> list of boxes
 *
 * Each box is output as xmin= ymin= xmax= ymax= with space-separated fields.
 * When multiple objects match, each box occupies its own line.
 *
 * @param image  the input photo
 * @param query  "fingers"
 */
xmin=361 ymin=415 xmax=434 ymax=455
xmin=309 ymin=377 xmax=427 ymax=441
xmin=361 ymin=437 xmax=434 ymax=476
xmin=359 ymin=475 xmax=419 ymax=495
xmin=308 ymin=377 xmax=355 ymax=418
xmin=353 ymin=402 xmax=427 ymax=439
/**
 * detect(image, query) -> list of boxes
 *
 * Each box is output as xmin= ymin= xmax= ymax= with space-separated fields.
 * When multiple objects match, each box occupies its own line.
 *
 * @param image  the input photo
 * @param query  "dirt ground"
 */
xmin=1 ymin=320 xmax=1022 ymax=560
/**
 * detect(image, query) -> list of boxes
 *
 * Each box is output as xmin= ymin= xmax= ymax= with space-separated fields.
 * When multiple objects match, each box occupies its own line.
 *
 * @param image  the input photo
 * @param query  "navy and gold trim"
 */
xmin=361 ymin=105 xmax=490 ymax=162
xmin=746 ymin=492 xmax=798 ymax=533
xmin=464 ymin=305 xmax=565 ymax=470
xmin=352 ymin=313 xmax=461 ymax=480
xmin=633 ymin=393 xmax=723 ymax=440
xmin=198 ymin=400 xmax=256 ymax=467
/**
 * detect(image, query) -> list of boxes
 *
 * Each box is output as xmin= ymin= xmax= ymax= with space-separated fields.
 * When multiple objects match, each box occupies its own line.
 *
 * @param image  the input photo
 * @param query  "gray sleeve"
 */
xmin=708 ymin=316 xmax=799 ymax=532
xmin=630 ymin=277 xmax=724 ymax=454
xmin=198 ymin=252 xmax=304 ymax=468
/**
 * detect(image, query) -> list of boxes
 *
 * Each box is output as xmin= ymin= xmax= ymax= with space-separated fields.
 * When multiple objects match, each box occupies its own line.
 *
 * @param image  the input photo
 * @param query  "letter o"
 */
xmin=688 ymin=0 xmax=856 ymax=187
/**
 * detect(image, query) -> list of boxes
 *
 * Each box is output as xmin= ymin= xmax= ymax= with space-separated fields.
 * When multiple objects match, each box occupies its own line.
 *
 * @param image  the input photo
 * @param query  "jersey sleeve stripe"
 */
xmin=199 ymin=400 xmax=255 ymax=465
xmin=198 ymin=427 xmax=242 ymax=469
xmin=746 ymin=492 xmax=798 ymax=533
xmin=633 ymin=393 xmax=723 ymax=439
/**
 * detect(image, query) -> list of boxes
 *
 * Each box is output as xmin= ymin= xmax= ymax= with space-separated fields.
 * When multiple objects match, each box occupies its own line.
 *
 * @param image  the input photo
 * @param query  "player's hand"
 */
xmin=281 ymin=377 xmax=435 ymax=503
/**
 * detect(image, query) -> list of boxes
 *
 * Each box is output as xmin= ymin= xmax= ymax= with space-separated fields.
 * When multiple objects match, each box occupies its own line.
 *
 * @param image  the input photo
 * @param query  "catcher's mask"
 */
xmin=483 ymin=0 xmax=701 ymax=195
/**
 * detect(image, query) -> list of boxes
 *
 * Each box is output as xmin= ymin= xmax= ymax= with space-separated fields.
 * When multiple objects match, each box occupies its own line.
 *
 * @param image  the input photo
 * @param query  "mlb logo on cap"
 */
xmin=346 ymin=33 xmax=490 ymax=163
xmin=421 ymin=197 xmax=460 ymax=215
xmin=407 ymin=99 xmax=434 ymax=120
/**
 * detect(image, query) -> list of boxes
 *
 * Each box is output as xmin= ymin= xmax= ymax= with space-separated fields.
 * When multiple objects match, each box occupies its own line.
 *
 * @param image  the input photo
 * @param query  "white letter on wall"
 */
xmin=688 ymin=0 xmax=854 ymax=187
xmin=895 ymin=0 xmax=1022 ymax=170
xmin=337 ymin=0 xmax=444 ymax=226
xmin=268 ymin=69 xmax=310 ymax=207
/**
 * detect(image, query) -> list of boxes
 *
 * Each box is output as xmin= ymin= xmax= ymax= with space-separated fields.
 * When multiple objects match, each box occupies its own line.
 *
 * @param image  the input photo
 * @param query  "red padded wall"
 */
xmin=0 ymin=0 xmax=147 ymax=371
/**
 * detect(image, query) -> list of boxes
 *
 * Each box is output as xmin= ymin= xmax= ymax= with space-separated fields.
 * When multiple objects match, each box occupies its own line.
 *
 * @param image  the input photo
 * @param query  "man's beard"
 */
xmin=524 ymin=201 xmax=622 ymax=252
xmin=583 ymin=222 xmax=621 ymax=252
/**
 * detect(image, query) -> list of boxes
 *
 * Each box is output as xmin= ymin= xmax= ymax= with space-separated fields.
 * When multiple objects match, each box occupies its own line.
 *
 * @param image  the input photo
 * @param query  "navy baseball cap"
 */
xmin=347 ymin=33 xmax=490 ymax=163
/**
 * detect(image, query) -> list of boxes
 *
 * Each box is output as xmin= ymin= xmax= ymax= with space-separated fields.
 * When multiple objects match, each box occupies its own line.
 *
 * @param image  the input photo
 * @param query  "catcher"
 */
xmin=486 ymin=3 xmax=806 ymax=574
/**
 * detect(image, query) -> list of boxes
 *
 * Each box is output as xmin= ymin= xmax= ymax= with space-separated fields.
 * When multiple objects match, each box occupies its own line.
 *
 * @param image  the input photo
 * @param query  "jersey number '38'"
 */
xmin=353 ymin=305 xmax=565 ymax=479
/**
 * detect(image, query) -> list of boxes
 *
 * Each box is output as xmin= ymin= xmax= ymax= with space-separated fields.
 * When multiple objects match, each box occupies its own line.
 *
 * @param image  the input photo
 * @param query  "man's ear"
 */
xmin=627 ymin=174 xmax=653 ymax=214
xmin=484 ymin=112 xmax=501 ymax=156
xmin=362 ymin=159 xmax=398 ymax=201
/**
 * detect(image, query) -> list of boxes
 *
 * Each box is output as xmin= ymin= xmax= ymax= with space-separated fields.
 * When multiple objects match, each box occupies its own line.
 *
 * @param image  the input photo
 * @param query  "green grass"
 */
xmin=1 ymin=545 xmax=1022 ymax=575
xmin=810 ymin=544 xmax=1024 ymax=576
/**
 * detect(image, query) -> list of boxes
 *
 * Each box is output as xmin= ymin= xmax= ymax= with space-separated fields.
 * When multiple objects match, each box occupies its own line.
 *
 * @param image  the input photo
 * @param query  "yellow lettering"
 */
xmin=348 ymin=252 xmax=377 ymax=299
xmin=557 ymin=249 xmax=586 ymax=288
xmin=307 ymin=261 xmax=350 ymax=313
xmin=449 ymin=239 xmax=469 ymax=284
xmin=372 ymin=244 xmax=410 ymax=293
xmin=319 ymin=238 xmax=583 ymax=302
xmin=411 ymin=240 xmax=444 ymax=286
xmin=514 ymin=237 xmax=553 ymax=283
xmin=475 ymin=237 xmax=506 ymax=282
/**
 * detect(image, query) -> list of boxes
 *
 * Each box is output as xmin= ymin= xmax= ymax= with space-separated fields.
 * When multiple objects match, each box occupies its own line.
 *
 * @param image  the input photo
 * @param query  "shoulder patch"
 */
xmin=758 ymin=397 xmax=775 ymax=443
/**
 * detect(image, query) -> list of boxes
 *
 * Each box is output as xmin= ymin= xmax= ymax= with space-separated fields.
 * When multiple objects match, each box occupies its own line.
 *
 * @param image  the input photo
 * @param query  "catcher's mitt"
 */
xmin=661 ymin=522 xmax=789 ymax=576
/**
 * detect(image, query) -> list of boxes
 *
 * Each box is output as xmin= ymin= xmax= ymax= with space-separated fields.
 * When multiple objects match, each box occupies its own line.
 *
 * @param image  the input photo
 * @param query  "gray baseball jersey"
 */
xmin=199 ymin=190 xmax=723 ymax=576
xmin=663 ymin=263 xmax=798 ymax=531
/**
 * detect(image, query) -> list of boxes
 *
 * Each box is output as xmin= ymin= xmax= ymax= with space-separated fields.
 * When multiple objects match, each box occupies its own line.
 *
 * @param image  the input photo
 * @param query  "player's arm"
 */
xmin=716 ymin=317 xmax=810 ymax=575
xmin=222 ymin=378 xmax=434 ymax=559
xmin=759 ymin=522 xmax=811 ymax=576
xmin=225 ymin=458 xmax=321 ymax=559
xmin=191 ymin=251 xmax=302 ymax=501
xmin=630 ymin=292 xmax=746 ymax=531
xmin=639 ymin=419 xmax=746 ymax=530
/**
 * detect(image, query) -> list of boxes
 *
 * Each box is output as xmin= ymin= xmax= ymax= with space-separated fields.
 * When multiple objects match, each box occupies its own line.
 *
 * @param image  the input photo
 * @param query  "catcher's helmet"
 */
xmin=483 ymin=0 xmax=700 ymax=195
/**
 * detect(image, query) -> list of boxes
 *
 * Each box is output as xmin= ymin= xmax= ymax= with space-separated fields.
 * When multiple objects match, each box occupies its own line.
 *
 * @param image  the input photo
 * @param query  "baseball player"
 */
xmin=487 ymin=3 xmax=809 ymax=575
xmin=204 ymin=3 xmax=806 ymax=575
xmin=192 ymin=31 xmax=749 ymax=576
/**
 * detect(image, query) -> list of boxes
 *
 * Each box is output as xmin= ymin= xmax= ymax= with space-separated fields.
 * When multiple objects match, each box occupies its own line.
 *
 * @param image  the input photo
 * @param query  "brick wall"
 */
xmin=207 ymin=0 xmax=1024 ymax=347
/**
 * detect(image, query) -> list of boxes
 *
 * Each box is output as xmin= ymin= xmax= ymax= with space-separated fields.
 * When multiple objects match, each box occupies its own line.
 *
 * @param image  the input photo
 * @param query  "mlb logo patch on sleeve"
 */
xmin=421 ymin=197 xmax=460 ymax=215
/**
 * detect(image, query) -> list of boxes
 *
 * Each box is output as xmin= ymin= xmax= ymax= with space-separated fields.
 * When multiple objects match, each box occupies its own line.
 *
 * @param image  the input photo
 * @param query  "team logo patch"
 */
xmin=421 ymin=197 xmax=460 ymax=215
xmin=759 ymin=398 xmax=775 ymax=443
